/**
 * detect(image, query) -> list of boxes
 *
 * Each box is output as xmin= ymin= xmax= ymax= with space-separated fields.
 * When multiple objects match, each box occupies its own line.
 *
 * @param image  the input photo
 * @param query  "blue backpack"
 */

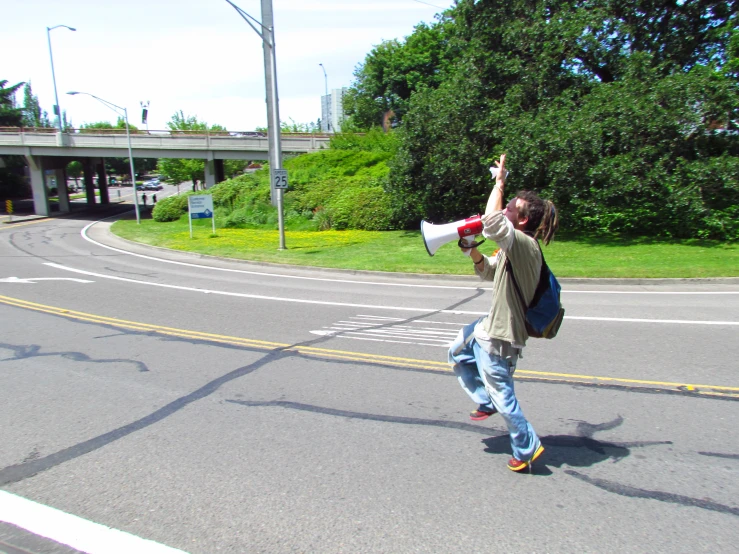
xmin=505 ymin=244 xmax=565 ymax=339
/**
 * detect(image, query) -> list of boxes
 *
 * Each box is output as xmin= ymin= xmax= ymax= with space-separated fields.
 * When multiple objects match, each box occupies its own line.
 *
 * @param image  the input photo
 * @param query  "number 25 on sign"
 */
xmin=273 ymin=169 xmax=288 ymax=189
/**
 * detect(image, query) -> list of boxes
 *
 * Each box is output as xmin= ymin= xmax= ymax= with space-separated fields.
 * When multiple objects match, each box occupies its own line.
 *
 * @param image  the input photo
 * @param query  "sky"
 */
xmin=3 ymin=0 xmax=452 ymax=132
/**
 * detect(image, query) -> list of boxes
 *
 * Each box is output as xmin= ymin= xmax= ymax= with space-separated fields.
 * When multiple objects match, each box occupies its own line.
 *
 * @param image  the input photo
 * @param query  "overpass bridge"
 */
xmin=0 ymin=128 xmax=331 ymax=216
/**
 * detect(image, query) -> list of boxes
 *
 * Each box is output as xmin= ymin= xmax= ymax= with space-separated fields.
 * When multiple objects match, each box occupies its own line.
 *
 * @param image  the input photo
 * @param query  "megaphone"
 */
xmin=421 ymin=215 xmax=485 ymax=256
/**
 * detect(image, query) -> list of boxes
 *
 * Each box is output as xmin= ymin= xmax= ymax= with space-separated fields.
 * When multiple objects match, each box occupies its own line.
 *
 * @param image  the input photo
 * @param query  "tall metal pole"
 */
xmin=122 ymin=108 xmax=141 ymax=224
xmin=224 ymin=0 xmax=285 ymax=249
xmin=67 ymin=91 xmax=141 ymax=224
xmin=46 ymin=25 xmax=75 ymax=139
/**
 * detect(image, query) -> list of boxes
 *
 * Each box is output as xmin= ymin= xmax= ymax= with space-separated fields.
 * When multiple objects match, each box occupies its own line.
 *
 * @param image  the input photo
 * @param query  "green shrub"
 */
xmin=327 ymin=184 xmax=393 ymax=231
xmin=152 ymin=193 xmax=191 ymax=222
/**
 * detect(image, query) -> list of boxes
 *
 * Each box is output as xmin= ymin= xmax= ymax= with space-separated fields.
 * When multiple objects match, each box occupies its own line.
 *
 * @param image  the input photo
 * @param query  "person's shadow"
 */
xmin=481 ymin=416 xmax=672 ymax=475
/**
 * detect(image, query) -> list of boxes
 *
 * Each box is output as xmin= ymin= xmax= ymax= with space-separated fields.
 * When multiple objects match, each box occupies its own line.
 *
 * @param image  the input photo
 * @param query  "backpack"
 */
xmin=505 ymin=243 xmax=565 ymax=339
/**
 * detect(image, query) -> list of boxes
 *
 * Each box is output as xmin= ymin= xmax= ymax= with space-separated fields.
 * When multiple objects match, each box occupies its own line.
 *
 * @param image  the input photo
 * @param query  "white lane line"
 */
xmin=0 ymin=490 xmax=186 ymax=554
xmin=566 ymin=316 xmax=739 ymax=325
xmin=81 ymin=220 xmax=738 ymax=295
xmin=44 ymin=262 xmax=739 ymax=326
xmin=564 ymin=290 xmax=739 ymax=295
xmin=43 ymin=262 xmax=483 ymax=315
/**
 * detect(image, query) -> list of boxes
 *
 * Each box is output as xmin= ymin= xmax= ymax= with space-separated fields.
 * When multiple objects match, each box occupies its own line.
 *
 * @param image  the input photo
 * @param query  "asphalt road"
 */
xmin=0 ymin=206 xmax=737 ymax=553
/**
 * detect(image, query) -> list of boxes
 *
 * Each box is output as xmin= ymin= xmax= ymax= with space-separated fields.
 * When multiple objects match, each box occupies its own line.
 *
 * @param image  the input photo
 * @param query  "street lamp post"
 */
xmin=46 ymin=25 xmax=76 ymax=138
xmin=319 ymin=63 xmax=329 ymax=133
xmin=225 ymin=0 xmax=286 ymax=250
xmin=67 ymin=91 xmax=141 ymax=224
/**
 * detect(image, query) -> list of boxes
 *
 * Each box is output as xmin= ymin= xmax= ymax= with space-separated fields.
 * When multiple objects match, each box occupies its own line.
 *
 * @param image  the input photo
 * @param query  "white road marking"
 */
xmin=44 ymin=262 xmax=739 ymax=326
xmin=81 ymin=220 xmax=739 ymax=294
xmin=0 ymin=490 xmax=186 ymax=554
xmin=0 ymin=276 xmax=93 ymax=284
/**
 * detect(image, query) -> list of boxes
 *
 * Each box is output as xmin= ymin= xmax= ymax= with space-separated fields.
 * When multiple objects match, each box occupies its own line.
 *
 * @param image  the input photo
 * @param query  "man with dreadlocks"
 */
xmin=449 ymin=153 xmax=559 ymax=472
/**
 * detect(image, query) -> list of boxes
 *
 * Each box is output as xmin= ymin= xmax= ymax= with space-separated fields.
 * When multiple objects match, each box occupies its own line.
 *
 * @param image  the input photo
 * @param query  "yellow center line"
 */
xmin=1 ymin=294 xmax=737 ymax=397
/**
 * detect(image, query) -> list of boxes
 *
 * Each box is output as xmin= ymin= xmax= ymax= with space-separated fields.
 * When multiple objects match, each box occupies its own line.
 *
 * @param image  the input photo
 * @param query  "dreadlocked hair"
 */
xmin=515 ymin=191 xmax=559 ymax=245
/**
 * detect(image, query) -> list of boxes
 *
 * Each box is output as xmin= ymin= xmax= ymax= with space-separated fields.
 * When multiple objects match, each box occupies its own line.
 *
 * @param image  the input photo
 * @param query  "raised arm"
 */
xmin=484 ymin=153 xmax=507 ymax=215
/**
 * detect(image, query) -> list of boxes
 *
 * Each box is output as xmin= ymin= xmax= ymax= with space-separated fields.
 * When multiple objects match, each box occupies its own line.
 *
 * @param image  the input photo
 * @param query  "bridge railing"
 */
xmin=0 ymin=127 xmax=332 ymax=152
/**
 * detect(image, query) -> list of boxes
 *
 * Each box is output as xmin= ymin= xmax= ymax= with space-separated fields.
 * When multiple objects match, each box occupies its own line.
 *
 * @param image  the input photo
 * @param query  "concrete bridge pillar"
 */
xmin=53 ymin=168 xmax=70 ymax=214
xmin=203 ymin=156 xmax=225 ymax=190
xmin=96 ymin=159 xmax=110 ymax=204
xmin=83 ymin=160 xmax=96 ymax=206
xmin=25 ymin=155 xmax=50 ymax=217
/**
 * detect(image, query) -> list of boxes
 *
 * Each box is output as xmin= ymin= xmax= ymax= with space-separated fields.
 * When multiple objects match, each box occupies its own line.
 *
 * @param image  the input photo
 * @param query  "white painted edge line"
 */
xmin=43 ymin=262 xmax=739 ymax=326
xmin=0 ymin=490 xmax=187 ymax=554
xmin=79 ymin=220 xmax=482 ymax=291
xmin=80 ymin=219 xmax=739 ymax=295
xmin=566 ymin=316 xmax=739 ymax=325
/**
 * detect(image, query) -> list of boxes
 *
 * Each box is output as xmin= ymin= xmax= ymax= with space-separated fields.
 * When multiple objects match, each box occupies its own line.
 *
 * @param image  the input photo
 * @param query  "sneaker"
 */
xmin=507 ymin=443 xmax=545 ymax=472
xmin=469 ymin=407 xmax=497 ymax=421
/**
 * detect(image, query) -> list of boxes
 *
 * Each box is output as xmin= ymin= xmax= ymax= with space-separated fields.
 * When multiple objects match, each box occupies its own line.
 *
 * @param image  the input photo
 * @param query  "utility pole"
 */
xmin=225 ymin=0 xmax=286 ymax=250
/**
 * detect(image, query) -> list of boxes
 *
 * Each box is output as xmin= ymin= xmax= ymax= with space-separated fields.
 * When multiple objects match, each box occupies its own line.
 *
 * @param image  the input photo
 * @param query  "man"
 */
xmin=448 ymin=153 xmax=558 ymax=472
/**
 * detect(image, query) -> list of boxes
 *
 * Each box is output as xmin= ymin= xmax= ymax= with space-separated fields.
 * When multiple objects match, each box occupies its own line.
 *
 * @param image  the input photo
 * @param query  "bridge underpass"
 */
xmin=0 ymin=128 xmax=330 ymax=216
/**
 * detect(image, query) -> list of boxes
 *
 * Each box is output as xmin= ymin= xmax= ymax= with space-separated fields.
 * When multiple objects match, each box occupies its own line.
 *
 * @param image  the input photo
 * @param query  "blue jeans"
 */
xmin=449 ymin=320 xmax=541 ymax=461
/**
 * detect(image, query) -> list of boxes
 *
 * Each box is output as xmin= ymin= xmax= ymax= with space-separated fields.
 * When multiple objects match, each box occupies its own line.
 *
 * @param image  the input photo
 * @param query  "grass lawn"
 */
xmin=111 ymin=217 xmax=739 ymax=278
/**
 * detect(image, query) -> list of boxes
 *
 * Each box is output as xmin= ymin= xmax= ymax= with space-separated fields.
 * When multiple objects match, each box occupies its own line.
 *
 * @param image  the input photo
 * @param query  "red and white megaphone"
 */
xmin=421 ymin=215 xmax=485 ymax=256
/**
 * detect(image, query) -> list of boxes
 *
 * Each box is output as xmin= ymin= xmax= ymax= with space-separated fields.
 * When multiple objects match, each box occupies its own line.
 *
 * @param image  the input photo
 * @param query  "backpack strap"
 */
xmin=505 ymin=255 xmax=529 ymax=312
xmin=504 ymin=239 xmax=545 ymax=312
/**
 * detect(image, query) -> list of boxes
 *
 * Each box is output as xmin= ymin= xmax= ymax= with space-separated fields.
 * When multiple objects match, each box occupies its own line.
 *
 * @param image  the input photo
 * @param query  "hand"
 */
xmin=491 ymin=153 xmax=507 ymax=188
xmin=460 ymin=237 xmax=475 ymax=257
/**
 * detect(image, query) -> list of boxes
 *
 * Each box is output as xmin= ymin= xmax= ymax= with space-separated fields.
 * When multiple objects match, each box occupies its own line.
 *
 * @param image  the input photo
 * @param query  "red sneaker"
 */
xmin=469 ymin=407 xmax=497 ymax=421
xmin=508 ymin=443 xmax=545 ymax=472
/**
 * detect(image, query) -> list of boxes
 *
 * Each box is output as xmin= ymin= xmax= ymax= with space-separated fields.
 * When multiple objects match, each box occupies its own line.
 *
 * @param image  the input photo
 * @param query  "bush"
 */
xmin=327 ymin=184 xmax=393 ymax=231
xmin=152 ymin=193 xmax=191 ymax=222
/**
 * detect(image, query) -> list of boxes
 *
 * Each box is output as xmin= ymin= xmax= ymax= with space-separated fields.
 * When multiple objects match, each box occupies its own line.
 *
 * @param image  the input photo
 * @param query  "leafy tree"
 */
xmin=21 ymin=82 xmax=52 ymax=128
xmin=0 ymin=80 xmax=24 ymax=126
xmin=345 ymin=21 xmax=455 ymax=129
xmin=157 ymin=112 xmax=227 ymax=186
xmin=380 ymin=0 xmax=739 ymax=239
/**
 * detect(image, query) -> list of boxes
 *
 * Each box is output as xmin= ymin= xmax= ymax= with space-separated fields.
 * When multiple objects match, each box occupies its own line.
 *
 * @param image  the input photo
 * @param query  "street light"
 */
xmin=319 ymin=63 xmax=329 ymax=133
xmin=224 ymin=0 xmax=286 ymax=250
xmin=46 ymin=25 xmax=76 ymax=135
xmin=67 ymin=91 xmax=141 ymax=224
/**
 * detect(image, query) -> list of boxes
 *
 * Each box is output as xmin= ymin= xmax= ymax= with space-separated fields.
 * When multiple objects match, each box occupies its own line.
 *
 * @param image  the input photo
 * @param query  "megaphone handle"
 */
xmin=458 ymin=237 xmax=486 ymax=249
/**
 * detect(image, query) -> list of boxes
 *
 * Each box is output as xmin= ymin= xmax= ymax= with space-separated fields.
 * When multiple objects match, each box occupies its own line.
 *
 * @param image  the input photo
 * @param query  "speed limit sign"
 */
xmin=273 ymin=169 xmax=288 ymax=189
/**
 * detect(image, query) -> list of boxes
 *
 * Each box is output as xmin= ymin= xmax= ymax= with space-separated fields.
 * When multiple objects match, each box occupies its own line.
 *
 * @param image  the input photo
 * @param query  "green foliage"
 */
xmin=149 ymin=131 xmax=398 ymax=232
xmin=152 ymin=192 xmax=192 ymax=222
xmin=346 ymin=21 xmax=456 ymax=128
xmin=326 ymin=184 xmax=393 ymax=231
xmin=21 ymin=83 xmax=51 ymax=128
xmin=0 ymin=80 xmax=24 ymax=126
xmin=157 ymin=111 xmax=231 ymax=185
xmin=373 ymin=0 xmax=739 ymax=240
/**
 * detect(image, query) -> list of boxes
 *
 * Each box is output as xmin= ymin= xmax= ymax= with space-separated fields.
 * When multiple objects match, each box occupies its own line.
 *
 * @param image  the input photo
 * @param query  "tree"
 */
xmin=381 ymin=0 xmax=739 ymax=239
xmin=21 ymin=82 xmax=52 ymax=128
xmin=345 ymin=20 xmax=455 ymax=129
xmin=158 ymin=112 xmax=226 ymax=187
xmin=0 ymin=80 xmax=24 ymax=127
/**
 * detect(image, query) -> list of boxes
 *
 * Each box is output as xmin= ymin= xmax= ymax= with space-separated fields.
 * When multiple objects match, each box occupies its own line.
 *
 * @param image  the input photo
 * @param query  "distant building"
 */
xmin=320 ymin=87 xmax=348 ymax=133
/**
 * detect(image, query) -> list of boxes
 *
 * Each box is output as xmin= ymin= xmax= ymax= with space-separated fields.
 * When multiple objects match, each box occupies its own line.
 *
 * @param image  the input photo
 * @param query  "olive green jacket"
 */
xmin=475 ymin=211 xmax=542 ymax=346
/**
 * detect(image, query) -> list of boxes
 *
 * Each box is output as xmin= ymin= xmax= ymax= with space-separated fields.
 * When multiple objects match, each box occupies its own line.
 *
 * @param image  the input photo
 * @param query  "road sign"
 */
xmin=188 ymin=195 xmax=214 ymax=219
xmin=187 ymin=194 xmax=216 ymax=238
xmin=273 ymin=169 xmax=288 ymax=189
xmin=5 ymin=200 xmax=12 ymax=214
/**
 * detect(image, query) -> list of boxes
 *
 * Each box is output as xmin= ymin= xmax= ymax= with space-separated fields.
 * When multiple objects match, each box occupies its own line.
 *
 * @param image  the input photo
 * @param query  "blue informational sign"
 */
xmin=187 ymin=194 xmax=216 ymax=238
xmin=188 ymin=195 xmax=214 ymax=219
